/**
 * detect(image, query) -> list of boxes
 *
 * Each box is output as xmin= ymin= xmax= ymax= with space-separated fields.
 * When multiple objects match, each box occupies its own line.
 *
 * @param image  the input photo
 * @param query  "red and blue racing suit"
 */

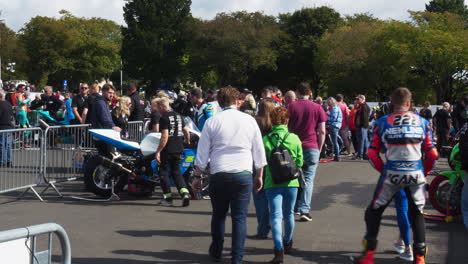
xmin=363 ymin=111 xmax=438 ymax=254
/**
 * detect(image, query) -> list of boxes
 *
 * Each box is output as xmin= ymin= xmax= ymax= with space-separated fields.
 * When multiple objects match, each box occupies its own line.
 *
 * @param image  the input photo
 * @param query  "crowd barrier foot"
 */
xmin=18 ymin=186 xmax=44 ymax=202
xmin=40 ymin=182 xmax=64 ymax=198
xmin=64 ymin=178 xmax=120 ymax=202
xmin=66 ymin=193 xmax=120 ymax=202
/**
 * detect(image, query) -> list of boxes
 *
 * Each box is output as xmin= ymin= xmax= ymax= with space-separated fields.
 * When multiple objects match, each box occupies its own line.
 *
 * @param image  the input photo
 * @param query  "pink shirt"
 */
xmin=287 ymin=100 xmax=327 ymax=150
xmin=337 ymin=102 xmax=349 ymax=129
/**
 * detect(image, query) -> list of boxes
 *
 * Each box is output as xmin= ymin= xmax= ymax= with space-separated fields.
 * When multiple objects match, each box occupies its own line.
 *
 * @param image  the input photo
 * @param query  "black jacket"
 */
xmin=0 ymin=101 xmax=14 ymax=130
xmin=129 ymin=91 xmax=145 ymax=121
xmin=30 ymin=94 xmax=63 ymax=118
xmin=355 ymin=103 xmax=370 ymax=129
xmin=89 ymin=95 xmax=115 ymax=129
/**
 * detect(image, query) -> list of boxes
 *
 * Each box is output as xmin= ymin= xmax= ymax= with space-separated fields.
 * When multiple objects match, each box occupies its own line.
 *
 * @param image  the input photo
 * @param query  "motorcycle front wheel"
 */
xmin=84 ymin=155 xmax=127 ymax=197
xmin=428 ymin=175 xmax=462 ymax=215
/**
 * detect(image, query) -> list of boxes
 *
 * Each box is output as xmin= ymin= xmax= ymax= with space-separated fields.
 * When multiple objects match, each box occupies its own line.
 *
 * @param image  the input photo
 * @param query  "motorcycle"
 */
xmin=83 ymin=118 xmax=208 ymax=200
xmin=427 ymin=143 xmax=466 ymax=221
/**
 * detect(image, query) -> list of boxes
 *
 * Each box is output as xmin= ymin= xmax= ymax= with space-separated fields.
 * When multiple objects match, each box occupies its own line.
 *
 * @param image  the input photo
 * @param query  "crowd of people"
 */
xmin=182 ymin=84 xmax=467 ymax=264
xmin=0 ymin=80 xmax=467 ymax=264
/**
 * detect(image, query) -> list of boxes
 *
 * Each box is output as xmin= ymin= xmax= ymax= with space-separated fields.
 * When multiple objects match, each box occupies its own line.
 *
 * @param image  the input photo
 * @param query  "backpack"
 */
xmin=267 ymin=133 xmax=300 ymax=184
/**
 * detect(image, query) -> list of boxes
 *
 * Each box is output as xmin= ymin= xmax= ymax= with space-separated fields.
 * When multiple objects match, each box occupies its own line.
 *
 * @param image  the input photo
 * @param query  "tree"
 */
xmin=19 ymin=11 xmax=122 ymax=89
xmin=276 ymin=7 xmax=342 ymax=96
xmin=122 ymin=0 xmax=192 ymax=96
xmin=425 ymin=0 xmax=467 ymax=19
xmin=185 ymin=11 xmax=281 ymax=91
xmin=318 ymin=19 xmax=426 ymax=102
xmin=410 ymin=11 xmax=468 ymax=102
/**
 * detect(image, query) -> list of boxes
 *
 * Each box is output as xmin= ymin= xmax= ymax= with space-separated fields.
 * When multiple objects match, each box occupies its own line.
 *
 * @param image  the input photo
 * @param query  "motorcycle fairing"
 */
xmin=140 ymin=133 xmax=161 ymax=156
xmin=438 ymin=170 xmax=466 ymax=185
xmin=89 ymin=129 xmax=140 ymax=151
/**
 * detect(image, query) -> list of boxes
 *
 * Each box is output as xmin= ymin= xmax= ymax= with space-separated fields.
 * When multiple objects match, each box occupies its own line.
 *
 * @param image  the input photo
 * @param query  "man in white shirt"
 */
xmin=194 ymin=86 xmax=267 ymax=264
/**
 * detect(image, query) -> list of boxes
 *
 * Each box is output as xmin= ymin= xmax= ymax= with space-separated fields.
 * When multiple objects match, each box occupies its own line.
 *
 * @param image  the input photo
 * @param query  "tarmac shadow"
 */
xmin=117 ymin=229 xmax=209 ymax=238
xmin=117 ymin=229 xmax=231 ymax=238
xmin=111 ymin=249 xmax=212 ymax=263
xmin=157 ymin=209 xmax=257 ymax=218
xmin=72 ymin=257 xmax=160 ymax=264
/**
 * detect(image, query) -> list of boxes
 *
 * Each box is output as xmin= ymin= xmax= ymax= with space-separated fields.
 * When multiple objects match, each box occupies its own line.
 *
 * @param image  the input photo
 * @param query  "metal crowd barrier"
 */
xmin=127 ymin=121 xmax=145 ymax=141
xmin=0 ymin=223 xmax=71 ymax=264
xmin=0 ymin=120 xmax=147 ymax=200
xmin=41 ymin=123 xmax=94 ymax=197
xmin=0 ymin=127 xmax=44 ymax=201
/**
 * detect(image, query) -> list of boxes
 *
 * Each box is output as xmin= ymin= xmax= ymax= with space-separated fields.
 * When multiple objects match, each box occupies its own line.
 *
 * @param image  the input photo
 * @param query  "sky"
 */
xmin=0 ymin=0 xmax=434 ymax=32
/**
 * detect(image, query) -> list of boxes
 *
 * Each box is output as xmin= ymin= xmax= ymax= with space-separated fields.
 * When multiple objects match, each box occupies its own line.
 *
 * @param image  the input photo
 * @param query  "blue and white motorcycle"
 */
xmin=84 ymin=118 xmax=207 ymax=200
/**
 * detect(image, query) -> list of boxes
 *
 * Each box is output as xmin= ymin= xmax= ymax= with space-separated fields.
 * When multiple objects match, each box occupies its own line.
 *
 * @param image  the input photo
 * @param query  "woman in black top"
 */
xmin=112 ymin=96 xmax=131 ymax=139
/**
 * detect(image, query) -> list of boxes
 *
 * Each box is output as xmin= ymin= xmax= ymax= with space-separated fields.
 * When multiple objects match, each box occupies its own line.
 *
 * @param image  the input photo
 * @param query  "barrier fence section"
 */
xmin=0 ymin=121 xmax=147 ymax=200
xmin=0 ymin=127 xmax=44 ymax=201
xmin=41 ymin=124 xmax=94 ymax=197
xmin=127 ymin=121 xmax=145 ymax=141
xmin=0 ymin=223 xmax=71 ymax=264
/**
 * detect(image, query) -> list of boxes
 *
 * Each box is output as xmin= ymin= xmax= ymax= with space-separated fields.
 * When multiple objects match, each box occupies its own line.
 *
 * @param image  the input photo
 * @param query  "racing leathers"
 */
xmin=361 ymin=111 xmax=438 ymax=260
xmin=193 ymin=101 xmax=216 ymax=131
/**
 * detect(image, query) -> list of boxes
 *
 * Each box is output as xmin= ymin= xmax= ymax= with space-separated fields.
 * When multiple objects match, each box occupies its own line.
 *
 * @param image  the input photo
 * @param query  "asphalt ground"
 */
xmin=1 ymin=157 xmax=467 ymax=264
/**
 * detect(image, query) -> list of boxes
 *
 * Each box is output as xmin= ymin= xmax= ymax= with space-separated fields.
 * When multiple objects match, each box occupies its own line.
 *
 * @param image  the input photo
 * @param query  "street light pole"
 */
xmin=120 ymin=59 xmax=123 ymax=95
xmin=0 ymin=18 xmax=4 ymax=84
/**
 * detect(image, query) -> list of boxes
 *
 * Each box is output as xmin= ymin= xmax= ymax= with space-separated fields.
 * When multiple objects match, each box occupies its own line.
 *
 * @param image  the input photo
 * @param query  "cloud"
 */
xmin=0 ymin=0 xmax=125 ymax=31
xmin=0 ymin=0 xmax=428 ymax=32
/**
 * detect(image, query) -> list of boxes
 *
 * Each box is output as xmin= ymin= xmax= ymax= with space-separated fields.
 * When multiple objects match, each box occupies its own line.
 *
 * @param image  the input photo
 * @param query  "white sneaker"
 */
xmin=399 ymin=246 xmax=414 ymax=262
xmin=393 ymin=238 xmax=406 ymax=254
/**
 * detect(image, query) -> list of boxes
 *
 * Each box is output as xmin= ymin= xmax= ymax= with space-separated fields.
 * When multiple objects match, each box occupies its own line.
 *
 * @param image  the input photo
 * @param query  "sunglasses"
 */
xmin=81 ymin=87 xmax=89 ymax=90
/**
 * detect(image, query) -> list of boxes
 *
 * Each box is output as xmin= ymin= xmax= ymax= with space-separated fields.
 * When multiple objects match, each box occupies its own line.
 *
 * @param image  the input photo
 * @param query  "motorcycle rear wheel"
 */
xmin=84 ymin=155 xmax=127 ymax=197
xmin=428 ymin=175 xmax=462 ymax=216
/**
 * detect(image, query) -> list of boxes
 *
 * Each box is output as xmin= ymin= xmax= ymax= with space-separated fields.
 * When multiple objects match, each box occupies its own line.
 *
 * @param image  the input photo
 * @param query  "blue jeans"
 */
xmin=296 ymin=148 xmax=320 ymax=214
xmin=357 ymin=127 xmax=369 ymax=158
xmin=266 ymin=187 xmax=298 ymax=250
xmin=253 ymin=188 xmax=270 ymax=237
xmin=395 ymin=189 xmax=411 ymax=245
xmin=462 ymin=178 xmax=468 ymax=231
xmin=0 ymin=132 xmax=12 ymax=164
xmin=330 ymin=126 xmax=340 ymax=158
xmin=209 ymin=172 xmax=252 ymax=264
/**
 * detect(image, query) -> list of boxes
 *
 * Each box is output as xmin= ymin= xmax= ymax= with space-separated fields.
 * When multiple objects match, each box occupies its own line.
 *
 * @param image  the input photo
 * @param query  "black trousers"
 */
xmin=436 ymin=128 xmax=450 ymax=154
xmin=351 ymin=130 xmax=359 ymax=153
xmin=159 ymin=152 xmax=187 ymax=196
xmin=364 ymin=187 xmax=425 ymax=250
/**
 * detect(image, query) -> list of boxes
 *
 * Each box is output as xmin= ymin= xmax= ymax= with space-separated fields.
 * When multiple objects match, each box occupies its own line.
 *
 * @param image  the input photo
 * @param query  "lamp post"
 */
xmin=0 ymin=18 xmax=4 ymax=85
xmin=6 ymin=62 xmax=15 ymax=80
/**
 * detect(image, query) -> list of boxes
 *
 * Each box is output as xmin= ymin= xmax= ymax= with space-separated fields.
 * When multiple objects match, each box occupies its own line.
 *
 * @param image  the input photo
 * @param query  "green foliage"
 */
xmin=184 ymin=11 xmax=281 ymax=91
xmin=0 ymin=22 xmax=28 ymax=80
xmin=19 ymin=11 xmax=121 ymax=89
xmin=276 ymin=7 xmax=342 ymax=95
xmin=318 ymin=11 xmax=468 ymax=103
xmin=3 ymin=4 xmax=466 ymax=104
xmin=425 ymin=0 xmax=467 ymax=20
xmin=122 ymin=0 xmax=192 ymax=96
xmin=409 ymin=11 xmax=468 ymax=102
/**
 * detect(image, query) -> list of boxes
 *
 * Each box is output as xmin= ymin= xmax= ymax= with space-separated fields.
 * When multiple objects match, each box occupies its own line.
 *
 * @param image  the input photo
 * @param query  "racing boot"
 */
xmin=180 ymin=188 xmax=191 ymax=207
xmin=413 ymin=243 xmax=427 ymax=264
xmin=355 ymin=239 xmax=377 ymax=264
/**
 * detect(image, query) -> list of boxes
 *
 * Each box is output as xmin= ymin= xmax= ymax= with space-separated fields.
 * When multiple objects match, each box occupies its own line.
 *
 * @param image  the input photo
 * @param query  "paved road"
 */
xmin=1 ymin=158 xmax=467 ymax=264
